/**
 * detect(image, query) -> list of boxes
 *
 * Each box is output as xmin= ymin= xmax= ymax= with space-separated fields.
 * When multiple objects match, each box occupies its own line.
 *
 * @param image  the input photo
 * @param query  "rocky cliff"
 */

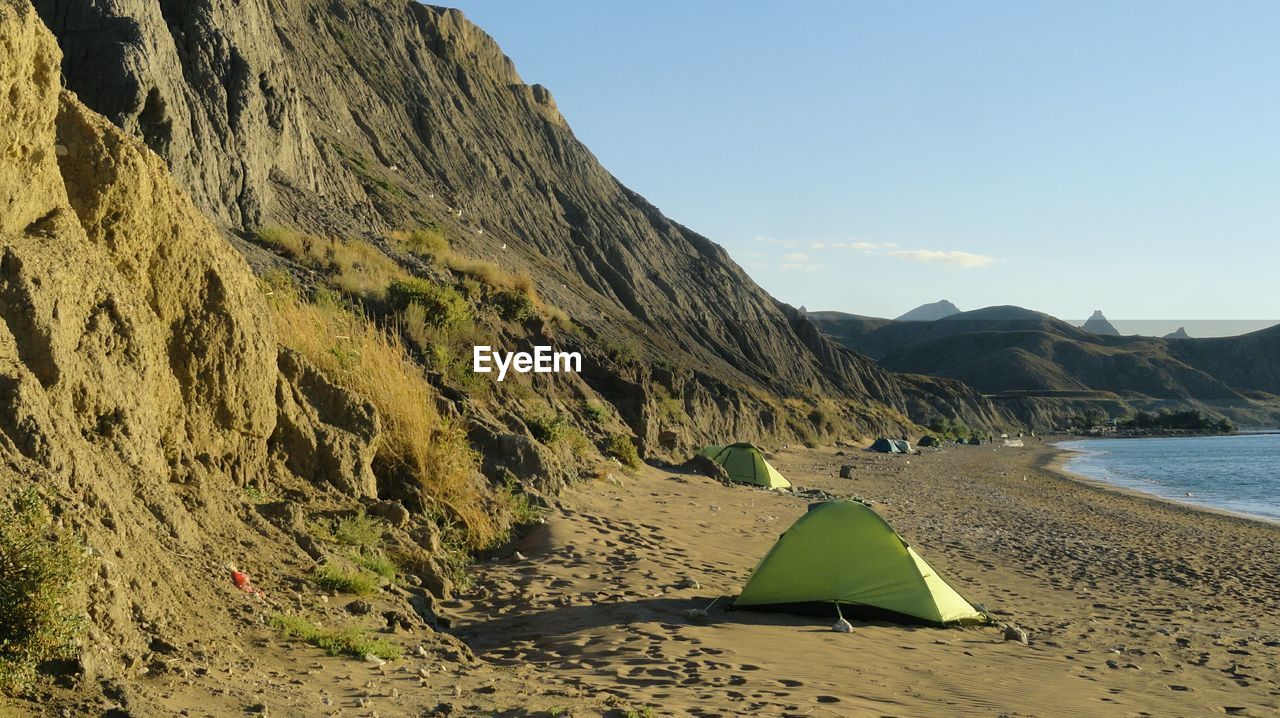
xmin=1 ymin=3 xmax=483 ymax=702
xmin=31 ymin=0 xmax=1009 ymax=447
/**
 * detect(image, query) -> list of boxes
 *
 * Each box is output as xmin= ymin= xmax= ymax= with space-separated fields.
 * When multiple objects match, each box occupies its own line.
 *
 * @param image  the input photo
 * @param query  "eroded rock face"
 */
xmin=272 ymin=348 xmax=380 ymax=498
xmin=34 ymin=0 xmax=1010 ymax=441
xmin=1 ymin=0 xmax=280 ymax=677
xmin=2 ymin=0 xmax=277 ymax=493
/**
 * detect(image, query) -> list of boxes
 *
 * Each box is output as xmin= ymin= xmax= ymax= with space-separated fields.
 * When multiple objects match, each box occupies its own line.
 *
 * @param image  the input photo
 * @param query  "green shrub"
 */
xmin=311 ymin=564 xmax=378 ymax=595
xmin=524 ymin=411 xmax=568 ymax=444
xmin=604 ymin=434 xmax=641 ymax=469
xmin=501 ymin=480 xmax=544 ymax=527
xmin=387 ymin=279 xmax=471 ymax=329
xmin=583 ymin=401 xmax=610 ymax=423
xmin=0 ymin=491 xmax=85 ymax=692
xmin=270 ymin=614 xmax=401 ymax=660
xmin=489 ymin=287 xmax=537 ymax=323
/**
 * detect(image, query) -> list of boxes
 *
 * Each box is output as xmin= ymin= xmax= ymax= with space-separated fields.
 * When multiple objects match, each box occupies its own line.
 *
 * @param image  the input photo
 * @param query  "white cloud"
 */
xmin=779 ymin=253 xmax=820 ymax=271
xmin=751 ymin=235 xmax=995 ymax=271
xmin=886 ymin=249 xmax=996 ymax=268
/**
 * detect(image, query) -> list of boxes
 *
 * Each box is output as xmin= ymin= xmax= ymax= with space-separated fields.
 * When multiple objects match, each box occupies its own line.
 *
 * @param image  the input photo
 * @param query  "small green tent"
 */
xmin=697 ymin=443 xmax=791 ymax=489
xmin=735 ymin=501 xmax=984 ymax=625
xmin=869 ymin=438 xmax=900 ymax=453
xmin=918 ymin=435 xmax=940 ymax=447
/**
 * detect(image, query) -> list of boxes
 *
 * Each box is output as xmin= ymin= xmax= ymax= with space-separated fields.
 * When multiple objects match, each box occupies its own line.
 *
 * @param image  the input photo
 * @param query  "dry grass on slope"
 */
xmin=267 ymin=291 xmax=502 ymax=548
xmin=258 ymin=226 xmax=407 ymax=299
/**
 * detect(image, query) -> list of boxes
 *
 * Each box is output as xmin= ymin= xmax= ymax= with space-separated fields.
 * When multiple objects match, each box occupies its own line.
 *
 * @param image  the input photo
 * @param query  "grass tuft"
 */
xmin=387 ymin=227 xmax=449 ymax=258
xmin=270 ymin=614 xmax=401 ymax=660
xmin=311 ymin=564 xmax=378 ymax=595
xmin=351 ymin=552 xmax=398 ymax=581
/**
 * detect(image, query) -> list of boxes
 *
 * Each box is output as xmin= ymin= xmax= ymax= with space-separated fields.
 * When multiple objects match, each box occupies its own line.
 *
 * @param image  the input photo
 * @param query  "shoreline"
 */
xmin=1044 ymin=439 xmax=1280 ymax=528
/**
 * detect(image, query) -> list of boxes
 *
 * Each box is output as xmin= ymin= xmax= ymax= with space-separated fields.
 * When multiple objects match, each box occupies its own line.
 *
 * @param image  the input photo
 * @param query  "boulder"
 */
xmin=682 ymin=454 xmax=730 ymax=484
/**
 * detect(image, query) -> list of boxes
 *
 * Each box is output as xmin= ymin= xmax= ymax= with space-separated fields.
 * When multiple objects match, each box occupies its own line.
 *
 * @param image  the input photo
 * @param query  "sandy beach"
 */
xmin=445 ymin=441 xmax=1279 ymax=717
xmin=20 ymin=441 xmax=1275 ymax=718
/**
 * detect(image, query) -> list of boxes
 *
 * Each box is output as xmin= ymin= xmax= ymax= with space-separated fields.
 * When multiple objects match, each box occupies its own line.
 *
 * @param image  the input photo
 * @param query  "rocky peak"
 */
xmin=1164 ymin=326 xmax=1191 ymax=339
xmin=896 ymin=300 xmax=961 ymax=322
xmin=1082 ymin=309 xmax=1120 ymax=336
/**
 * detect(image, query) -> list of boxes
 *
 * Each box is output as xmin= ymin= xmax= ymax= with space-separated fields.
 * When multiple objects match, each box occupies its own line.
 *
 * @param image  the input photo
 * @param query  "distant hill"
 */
xmin=1165 ymin=327 xmax=1191 ymax=339
xmin=810 ymin=305 xmax=1280 ymax=427
xmin=896 ymin=300 xmax=961 ymax=322
xmin=1082 ymin=310 xmax=1120 ymax=336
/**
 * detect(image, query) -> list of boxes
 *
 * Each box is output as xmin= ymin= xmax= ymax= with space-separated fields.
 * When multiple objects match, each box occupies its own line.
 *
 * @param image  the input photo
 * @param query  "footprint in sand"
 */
xmin=776 ymin=679 xmax=803 ymax=688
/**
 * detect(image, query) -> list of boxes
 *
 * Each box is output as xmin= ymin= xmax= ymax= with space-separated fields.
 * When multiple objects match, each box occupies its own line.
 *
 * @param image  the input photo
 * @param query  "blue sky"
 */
xmin=445 ymin=1 xmax=1280 ymax=332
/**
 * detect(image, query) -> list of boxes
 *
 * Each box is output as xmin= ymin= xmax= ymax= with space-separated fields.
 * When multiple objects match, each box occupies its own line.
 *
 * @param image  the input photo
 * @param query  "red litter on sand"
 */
xmin=229 ymin=565 xmax=265 ymax=599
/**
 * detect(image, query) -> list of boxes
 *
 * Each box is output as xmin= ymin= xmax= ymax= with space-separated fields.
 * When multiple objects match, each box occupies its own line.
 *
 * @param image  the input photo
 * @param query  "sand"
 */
xmin=450 ymin=442 xmax=1278 ymax=717
xmin=12 ymin=442 xmax=1275 ymax=717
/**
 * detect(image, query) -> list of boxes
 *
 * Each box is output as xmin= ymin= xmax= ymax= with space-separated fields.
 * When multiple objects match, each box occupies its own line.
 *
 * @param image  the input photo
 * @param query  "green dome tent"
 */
xmin=697 ymin=443 xmax=791 ymax=489
xmin=869 ymin=438 xmax=900 ymax=453
xmin=918 ymin=435 xmax=941 ymax=447
xmin=735 ymin=501 xmax=985 ymax=625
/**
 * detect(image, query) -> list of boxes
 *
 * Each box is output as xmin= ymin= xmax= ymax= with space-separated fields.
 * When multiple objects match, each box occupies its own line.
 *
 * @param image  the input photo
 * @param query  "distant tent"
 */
xmin=869 ymin=438 xmax=900 ymax=454
xmin=1002 ymin=438 xmax=1024 ymax=448
xmin=735 ymin=501 xmax=985 ymax=625
xmin=697 ymin=443 xmax=791 ymax=489
xmin=892 ymin=439 xmax=912 ymax=453
xmin=966 ymin=437 xmax=982 ymax=445
xmin=918 ymin=435 xmax=940 ymax=448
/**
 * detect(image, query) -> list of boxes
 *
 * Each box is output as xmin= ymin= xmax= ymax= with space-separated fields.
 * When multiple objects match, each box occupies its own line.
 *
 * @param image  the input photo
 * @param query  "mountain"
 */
xmin=896 ymin=299 xmax=961 ymax=322
xmin=1082 ymin=309 xmax=1120 ymax=335
xmin=1165 ymin=327 xmax=1191 ymax=339
xmin=811 ymin=305 xmax=1280 ymax=427
xmin=30 ymin=0 xmax=1012 ymax=449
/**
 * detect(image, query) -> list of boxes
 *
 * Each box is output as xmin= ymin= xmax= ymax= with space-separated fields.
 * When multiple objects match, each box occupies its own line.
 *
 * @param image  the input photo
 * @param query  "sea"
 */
xmin=1058 ymin=433 xmax=1280 ymax=523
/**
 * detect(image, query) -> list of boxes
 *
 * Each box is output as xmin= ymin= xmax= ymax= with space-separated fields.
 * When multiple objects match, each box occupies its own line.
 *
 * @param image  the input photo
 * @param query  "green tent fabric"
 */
xmin=869 ymin=438 xmax=900 ymax=453
xmin=918 ymin=435 xmax=940 ymax=447
xmin=891 ymin=439 xmax=912 ymax=453
xmin=698 ymin=443 xmax=791 ymax=489
xmin=736 ymin=500 xmax=984 ymax=625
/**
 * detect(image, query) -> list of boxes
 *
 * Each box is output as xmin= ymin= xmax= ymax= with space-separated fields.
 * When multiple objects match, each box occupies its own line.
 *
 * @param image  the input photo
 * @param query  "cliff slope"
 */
xmin=33 ymin=0 xmax=1009 ymax=444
